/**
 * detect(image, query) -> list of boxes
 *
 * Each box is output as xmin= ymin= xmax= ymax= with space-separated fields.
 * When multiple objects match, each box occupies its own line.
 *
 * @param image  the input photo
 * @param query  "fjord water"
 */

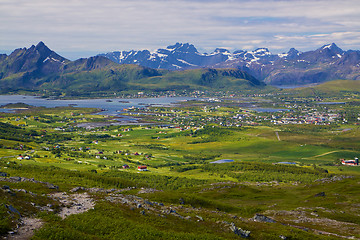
xmin=0 ymin=95 xmax=192 ymax=115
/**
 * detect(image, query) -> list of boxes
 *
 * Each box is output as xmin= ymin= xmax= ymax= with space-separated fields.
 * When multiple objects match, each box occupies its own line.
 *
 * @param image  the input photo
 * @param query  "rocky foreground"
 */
xmin=1 ymin=177 xmax=359 ymax=239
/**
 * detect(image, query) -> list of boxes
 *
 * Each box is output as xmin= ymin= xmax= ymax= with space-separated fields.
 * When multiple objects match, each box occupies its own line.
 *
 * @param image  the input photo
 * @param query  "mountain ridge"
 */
xmin=99 ymin=42 xmax=360 ymax=85
xmin=0 ymin=42 xmax=263 ymax=94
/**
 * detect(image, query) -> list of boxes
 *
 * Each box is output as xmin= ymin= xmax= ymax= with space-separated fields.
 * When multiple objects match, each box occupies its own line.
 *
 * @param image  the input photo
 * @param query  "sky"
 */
xmin=1 ymin=0 xmax=360 ymax=60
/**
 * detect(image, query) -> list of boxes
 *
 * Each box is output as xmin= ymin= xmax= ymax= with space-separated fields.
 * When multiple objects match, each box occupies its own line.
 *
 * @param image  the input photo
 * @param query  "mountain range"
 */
xmin=0 ymin=42 xmax=263 ymax=95
xmin=1 ymin=42 xmax=359 ymax=95
xmin=99 ymin=43 xmax=360 ymax=85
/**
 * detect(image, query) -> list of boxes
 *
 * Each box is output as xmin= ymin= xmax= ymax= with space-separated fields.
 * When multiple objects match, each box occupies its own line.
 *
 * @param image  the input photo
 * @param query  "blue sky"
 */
xmin=1 ymin=0 xmax=360 ymax=60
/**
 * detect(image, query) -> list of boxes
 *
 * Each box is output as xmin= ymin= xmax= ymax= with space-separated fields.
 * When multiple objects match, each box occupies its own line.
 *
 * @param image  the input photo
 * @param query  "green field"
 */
xmin=1 ymin=90 xmax=360 ymax=239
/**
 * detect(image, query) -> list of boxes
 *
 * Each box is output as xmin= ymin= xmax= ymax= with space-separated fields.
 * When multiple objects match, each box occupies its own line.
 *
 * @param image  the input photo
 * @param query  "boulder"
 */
xmin=230 ymin=222 xmax=250 ymax=238
xmin=315 ymin=192 xmax=326 ymax=197
xmin=252 ymin=213 xmax=276 ymax=223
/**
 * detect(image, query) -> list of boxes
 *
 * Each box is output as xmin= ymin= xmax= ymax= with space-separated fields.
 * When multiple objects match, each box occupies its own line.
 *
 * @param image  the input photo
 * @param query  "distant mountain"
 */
xmin=0 ymin=42 xmax=263 ymax=94
xmin=99 ymin=43 xmax=231 ymax=70
xmin=0 ymin=42 xmax=69 ymax=89
xmin=99 ymin=43 xmax=239 ymax=70
xmin=100 ymin=43 xmax=360 ymax=85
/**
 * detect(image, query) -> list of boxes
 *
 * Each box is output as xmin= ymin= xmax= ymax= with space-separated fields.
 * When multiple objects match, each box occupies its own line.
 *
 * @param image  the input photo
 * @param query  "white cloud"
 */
xmin=1 ymin=0 xmax=360 ymax=59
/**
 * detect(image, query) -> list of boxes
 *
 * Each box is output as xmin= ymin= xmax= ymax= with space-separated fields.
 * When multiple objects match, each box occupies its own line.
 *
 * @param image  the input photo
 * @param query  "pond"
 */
xmin=210 ymin=159 xmax=235 ymax=164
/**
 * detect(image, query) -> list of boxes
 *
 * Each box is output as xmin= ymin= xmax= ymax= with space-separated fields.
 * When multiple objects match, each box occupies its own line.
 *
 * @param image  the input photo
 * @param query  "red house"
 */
xmin=138 ymin=165 xmax=148 ymax=171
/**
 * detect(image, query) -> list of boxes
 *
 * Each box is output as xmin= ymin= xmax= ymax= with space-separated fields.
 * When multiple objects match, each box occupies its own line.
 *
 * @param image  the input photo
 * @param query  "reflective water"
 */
xmin=0 ymin=95 xmax=193 ymax=115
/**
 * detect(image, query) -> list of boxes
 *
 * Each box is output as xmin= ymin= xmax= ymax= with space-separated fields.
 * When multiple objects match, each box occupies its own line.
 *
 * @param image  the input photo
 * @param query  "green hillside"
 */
xmin=0 ymin=55 xmax=265 ymax=95
xmin=284 ymin=80 xmax=360 ymax=98
xmin=313 ymin=80 xmax=360 ymax=92
xmin=129 ymin=68 xmax=264 ymax=90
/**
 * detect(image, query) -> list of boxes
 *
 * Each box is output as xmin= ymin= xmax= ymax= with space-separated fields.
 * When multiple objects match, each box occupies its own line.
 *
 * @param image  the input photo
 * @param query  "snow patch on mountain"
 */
xmin=177 ymin=59 xmax=198 ymax=66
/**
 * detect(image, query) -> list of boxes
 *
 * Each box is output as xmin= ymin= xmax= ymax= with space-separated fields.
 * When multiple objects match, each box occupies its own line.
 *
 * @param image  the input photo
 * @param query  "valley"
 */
xmin=0 ymin=83 xmax=359 ymax=239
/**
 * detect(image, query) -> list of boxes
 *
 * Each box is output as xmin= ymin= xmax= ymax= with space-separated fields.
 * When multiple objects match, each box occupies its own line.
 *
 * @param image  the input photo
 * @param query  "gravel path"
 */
xmin=50 ymin=192 xmax=95 ymax=219
xmin=5 ymin=218 xmax=43 ymax=240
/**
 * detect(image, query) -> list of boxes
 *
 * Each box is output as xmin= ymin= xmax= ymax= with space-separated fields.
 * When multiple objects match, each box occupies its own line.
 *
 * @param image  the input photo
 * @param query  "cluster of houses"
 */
xmin=17 ymin=155 xmax=31 ymax=160
xmin=121 ymin=164 xmax=148 ymax=171
xmin=124 ymin=99 xmax=352 ymax=127
xmin=341 ymin=158 xmax=359 ymax=166
xmin=114 ymin=150 xmax=152 ymax=159
xmin=269 ymin=112 xmax=341 ymax=125
xmin=143 ymin=109 xmax=323 ymax=128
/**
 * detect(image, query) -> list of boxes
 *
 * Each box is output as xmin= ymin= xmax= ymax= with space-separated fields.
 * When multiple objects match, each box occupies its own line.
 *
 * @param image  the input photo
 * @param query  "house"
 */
xmin=122 ymin=164 xmax=129 ymax=169
xmin=24 ymin=155 xmax=31 ymax=160
xmin=17 ymin=156 xmax=24 ymax=160
xmin=341 ymin=158 xmax=359 ymax=166
xmin=138 ymin=165 xmax=148 ymax=171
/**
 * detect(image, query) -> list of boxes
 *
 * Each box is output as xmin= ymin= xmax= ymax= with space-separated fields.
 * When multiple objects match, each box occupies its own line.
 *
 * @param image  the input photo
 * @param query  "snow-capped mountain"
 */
xmin=0 ymin=42 xmax=263 ymax=93
xmin=99 ymin=43 xmax=225 ymax=70
xmin=99 ymin=43 xmax=277 ymax=71
xmin=100 ymin=43 xmax=360 ymax=85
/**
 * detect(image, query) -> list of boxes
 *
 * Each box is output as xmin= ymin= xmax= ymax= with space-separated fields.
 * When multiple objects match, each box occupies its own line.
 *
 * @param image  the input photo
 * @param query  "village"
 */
xmin=124 ymin=98 xmax=356 ymax=128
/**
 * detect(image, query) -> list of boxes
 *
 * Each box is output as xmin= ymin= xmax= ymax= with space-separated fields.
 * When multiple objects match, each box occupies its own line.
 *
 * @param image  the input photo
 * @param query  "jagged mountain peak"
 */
xmin=0 ymin=41 xmax=71 ymax=85
xmin=213 ymin=48 xmax=231 ymax=54
xmin=18 ymin=41 xmax=68 ymax=64
xmin=319 ymin=43 xmax=344 ymax=54
xmin=280 ymin=48 xmax=300 ymax=59
xmin=288 ymin=47 xmax=299 ymax=54
xmin=254 ymin=47 xmax=270 ymax=52
xmin=252 ymin=48 xmax=271 ymax=57
xmin=34 ymin=42 xmax=58 ymax=61
xmin=321 ymin=42 xmax=339 ymax=49
xmin=35 ymin=41 xmax=47 ymax=49
xmin=165 ymin=43 xmax=198 ymax=53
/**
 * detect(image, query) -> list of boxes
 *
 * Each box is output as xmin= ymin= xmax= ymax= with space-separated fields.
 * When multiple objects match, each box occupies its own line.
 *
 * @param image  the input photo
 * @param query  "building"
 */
xmin=138 ymin=165 xmax=148 ymax=171
xmin=341 ymin=158 xmax=359 ymax=166
xmin=122 ymin=164 xmax=129 ymax=169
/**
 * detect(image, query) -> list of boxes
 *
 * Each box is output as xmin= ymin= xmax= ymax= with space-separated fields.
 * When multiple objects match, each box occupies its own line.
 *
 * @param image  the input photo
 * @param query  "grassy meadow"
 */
xmin=0 ymin=93 xmax=360 ymax=239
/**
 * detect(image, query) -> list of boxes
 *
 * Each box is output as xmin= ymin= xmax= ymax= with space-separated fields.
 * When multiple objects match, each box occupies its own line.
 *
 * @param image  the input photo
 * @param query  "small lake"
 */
xmin=276 ymin=162 xmax=297 ymax=165
xmin=210 ymin=159 xmax=234 ymax=164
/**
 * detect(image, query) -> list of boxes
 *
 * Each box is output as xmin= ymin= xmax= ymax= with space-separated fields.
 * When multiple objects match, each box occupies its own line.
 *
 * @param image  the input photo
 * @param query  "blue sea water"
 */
xmin=0 ymin=95 xmax=193 ymax=115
